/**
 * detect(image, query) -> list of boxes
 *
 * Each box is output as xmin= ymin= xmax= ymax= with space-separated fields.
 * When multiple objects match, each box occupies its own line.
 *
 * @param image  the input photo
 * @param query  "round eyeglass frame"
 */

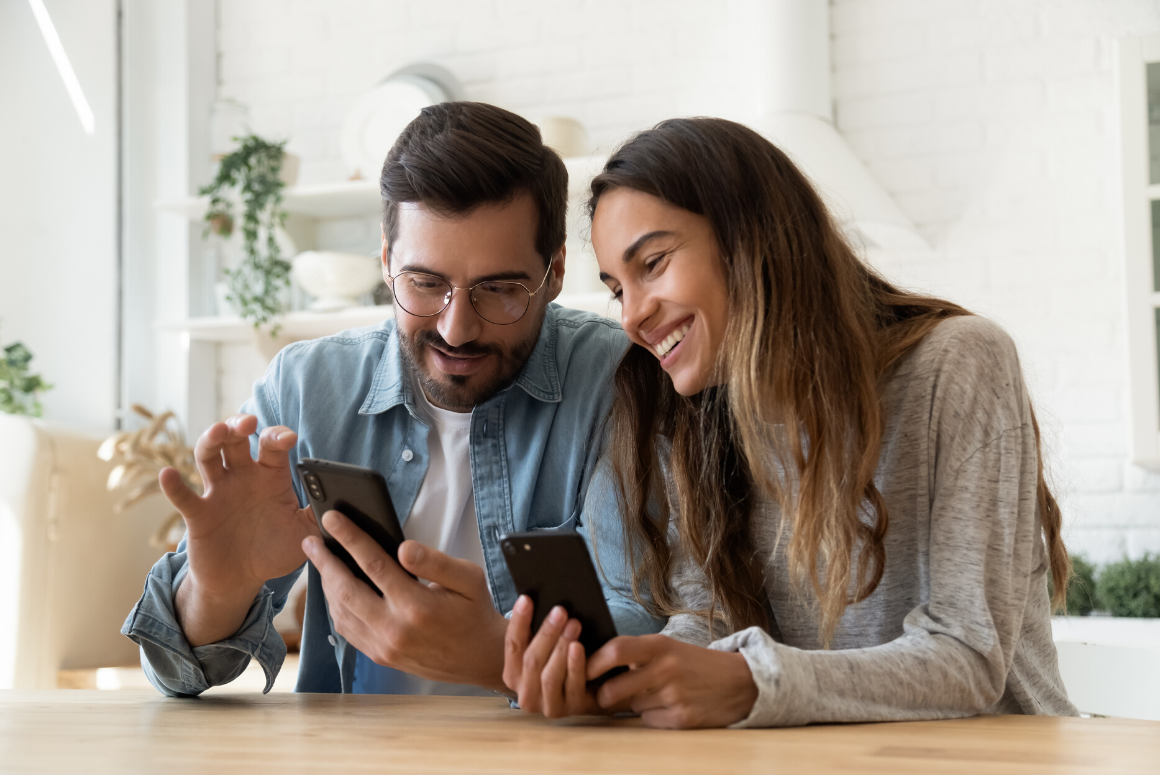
xmin=386 ymin=257 xmax=554 ymax=326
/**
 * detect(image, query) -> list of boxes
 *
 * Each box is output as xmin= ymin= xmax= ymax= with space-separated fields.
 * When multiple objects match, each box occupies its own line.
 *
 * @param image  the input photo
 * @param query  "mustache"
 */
xmin=414 ymin=330 xmax=501 ymax=358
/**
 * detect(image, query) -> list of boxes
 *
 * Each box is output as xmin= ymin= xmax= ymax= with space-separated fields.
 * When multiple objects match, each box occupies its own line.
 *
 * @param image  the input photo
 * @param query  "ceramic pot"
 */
xmin=291 ymin=251 xmax=383 ymax=311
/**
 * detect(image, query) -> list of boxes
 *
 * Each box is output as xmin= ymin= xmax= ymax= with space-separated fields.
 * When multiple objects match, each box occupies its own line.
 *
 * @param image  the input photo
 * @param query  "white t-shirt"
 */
xmin=403 ymin=382 xmax=486 ymax=571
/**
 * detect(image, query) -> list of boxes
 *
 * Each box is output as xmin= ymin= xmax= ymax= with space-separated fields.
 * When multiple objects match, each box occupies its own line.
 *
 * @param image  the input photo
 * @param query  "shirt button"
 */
xmin=328 ymin=635 xmax=337 ymax=646
xmin=401 ymin=449 xmax=414 ymax=462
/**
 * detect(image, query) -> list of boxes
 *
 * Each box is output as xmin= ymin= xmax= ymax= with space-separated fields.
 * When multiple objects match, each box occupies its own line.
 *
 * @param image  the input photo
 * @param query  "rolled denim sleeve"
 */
xmin=121 ymin=544 xmax=302 ymax=696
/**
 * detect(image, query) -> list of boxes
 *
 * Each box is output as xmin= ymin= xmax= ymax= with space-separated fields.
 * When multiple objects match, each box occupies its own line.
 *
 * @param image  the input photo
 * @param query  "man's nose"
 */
xmin=436 ymin=287 xmax=483 ymax=347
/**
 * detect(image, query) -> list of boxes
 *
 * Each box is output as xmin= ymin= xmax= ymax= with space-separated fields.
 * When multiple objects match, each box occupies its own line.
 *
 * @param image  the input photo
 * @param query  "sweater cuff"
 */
xmin=708 ymin=625 xmax=797 ymax=728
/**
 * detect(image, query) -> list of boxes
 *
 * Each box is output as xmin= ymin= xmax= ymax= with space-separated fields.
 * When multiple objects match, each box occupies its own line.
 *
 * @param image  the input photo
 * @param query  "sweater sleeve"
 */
xmin=710 ymin=423 xmax=1042 ymax=727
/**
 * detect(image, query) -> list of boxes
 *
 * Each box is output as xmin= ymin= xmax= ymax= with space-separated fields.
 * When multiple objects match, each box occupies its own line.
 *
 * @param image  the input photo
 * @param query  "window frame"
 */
xmin=1121 ymin=35 xmax=1160 ymax=471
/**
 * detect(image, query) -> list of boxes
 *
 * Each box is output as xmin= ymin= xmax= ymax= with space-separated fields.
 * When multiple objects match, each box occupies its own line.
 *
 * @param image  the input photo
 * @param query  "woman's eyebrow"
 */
xmin=622 ymin=230 xmax=677 ymax=263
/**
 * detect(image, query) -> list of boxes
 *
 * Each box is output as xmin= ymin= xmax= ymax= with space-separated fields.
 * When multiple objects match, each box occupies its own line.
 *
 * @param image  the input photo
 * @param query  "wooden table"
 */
xmin=2 ymin=691 xmax=1158 ymax=774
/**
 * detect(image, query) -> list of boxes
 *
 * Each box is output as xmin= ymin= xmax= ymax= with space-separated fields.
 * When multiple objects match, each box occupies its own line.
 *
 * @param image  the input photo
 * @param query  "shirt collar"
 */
xmin=358 ymin=305 xmax=562 ymax=416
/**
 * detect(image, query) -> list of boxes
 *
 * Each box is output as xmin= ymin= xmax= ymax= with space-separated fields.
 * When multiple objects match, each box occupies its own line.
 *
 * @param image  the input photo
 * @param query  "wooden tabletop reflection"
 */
xmin=2 ymin=690 xmax=1158 ymax=774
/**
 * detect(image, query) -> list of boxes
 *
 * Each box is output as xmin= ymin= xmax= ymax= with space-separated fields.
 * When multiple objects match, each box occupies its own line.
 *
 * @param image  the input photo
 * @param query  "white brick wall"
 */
xmin=832 ymin=0 xmax=1160 ymax=562
xmin=215 ymin=0 xmax=1160 ymax=562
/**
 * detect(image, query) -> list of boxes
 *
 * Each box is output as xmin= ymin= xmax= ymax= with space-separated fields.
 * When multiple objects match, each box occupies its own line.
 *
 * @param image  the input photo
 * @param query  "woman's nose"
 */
xmin=619 ymin=283 xmax=657 ymax=339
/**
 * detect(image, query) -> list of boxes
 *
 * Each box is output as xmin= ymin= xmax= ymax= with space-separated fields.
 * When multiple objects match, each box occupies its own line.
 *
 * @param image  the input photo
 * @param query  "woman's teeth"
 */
xmin=654 ymin=321 xmax=691 ymax=359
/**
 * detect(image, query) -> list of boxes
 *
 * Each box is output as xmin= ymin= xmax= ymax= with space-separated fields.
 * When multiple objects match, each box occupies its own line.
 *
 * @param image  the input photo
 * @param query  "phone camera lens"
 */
xmin=503 ymin=542 xmax=515 ymax=556
xmin=523 ymin=543 xmax=531 ymax=552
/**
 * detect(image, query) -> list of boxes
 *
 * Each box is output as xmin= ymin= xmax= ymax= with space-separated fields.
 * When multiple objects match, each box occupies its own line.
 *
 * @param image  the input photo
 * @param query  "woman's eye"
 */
xmin=644 ymin=252 xmax=669 ymax=275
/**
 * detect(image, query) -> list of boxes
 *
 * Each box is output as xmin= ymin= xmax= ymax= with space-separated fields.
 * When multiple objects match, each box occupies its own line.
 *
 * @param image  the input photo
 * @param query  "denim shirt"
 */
xmin=121 ymin=304 xmax=664 ymax=696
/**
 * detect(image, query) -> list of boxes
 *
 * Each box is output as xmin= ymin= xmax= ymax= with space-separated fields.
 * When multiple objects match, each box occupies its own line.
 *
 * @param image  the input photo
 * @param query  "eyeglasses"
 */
xmin=386 ymin=258 xmax=554 ymax=326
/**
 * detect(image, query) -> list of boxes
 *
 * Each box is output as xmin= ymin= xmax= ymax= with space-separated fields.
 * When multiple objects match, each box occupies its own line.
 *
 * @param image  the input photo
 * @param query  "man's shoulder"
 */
xmin=275 ymin=318 xmax=396 ymax=370
xmin=549 ymin=304 xmax=628 ymax=360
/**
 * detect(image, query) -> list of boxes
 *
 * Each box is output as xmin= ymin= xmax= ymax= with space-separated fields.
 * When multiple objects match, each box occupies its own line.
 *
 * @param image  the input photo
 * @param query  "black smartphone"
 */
xmin=500 ymin=531 xmax=625 ymax=682
xmin=296 ymin=458 xmax=411 ymax=594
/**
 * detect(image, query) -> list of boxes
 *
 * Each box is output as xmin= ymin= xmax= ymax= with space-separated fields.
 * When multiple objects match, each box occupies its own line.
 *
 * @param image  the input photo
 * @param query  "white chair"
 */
xmin=0 ymin=414 xmax=167 ymax=689
xmin=1053 ymin=617 xmax=1160 ymax=721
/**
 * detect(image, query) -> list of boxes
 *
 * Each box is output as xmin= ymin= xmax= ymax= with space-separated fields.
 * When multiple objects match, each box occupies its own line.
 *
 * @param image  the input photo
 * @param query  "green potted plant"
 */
xmin=199 ymin=134 xmax=293 ymax=332
xmin=0 ymin=326 xmax=52 ymax=416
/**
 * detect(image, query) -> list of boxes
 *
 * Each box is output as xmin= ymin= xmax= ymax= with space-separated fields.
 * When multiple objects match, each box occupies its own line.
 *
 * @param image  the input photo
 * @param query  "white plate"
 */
xmin=339 ymin=75 xmax=447 ymax=180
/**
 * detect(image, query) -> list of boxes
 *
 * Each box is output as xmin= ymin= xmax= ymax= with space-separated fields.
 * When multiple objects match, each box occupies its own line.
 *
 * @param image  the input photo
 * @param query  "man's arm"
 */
xmin=122 ymin=361 xmax=318 ymax=696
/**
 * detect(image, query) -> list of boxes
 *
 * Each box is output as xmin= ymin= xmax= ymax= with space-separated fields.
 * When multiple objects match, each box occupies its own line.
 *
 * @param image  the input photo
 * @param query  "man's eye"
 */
xmin=477 ymin=282 xmax=521 ymax=297
xmin=408 ymin=277 xmax=445 ymax=292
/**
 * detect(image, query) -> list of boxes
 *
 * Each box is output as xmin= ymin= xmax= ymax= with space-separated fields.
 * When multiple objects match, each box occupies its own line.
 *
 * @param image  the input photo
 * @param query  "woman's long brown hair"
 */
xmin=589 ymin=118 xmax=1069 ymax=644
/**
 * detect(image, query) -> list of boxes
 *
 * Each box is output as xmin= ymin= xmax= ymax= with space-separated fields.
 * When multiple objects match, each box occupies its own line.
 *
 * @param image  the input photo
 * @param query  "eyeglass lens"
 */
xmin=392 ymin=273 xmax=531 ymax=325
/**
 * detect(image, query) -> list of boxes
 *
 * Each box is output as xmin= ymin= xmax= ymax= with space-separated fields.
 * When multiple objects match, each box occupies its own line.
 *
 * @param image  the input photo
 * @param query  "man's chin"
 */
xmin=418 ymin=364 xmax=500 ymax=412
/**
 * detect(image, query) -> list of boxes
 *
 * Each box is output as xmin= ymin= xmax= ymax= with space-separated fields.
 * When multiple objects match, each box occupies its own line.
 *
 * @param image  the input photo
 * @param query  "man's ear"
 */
xmin=380 ymin=224 xmax=390 ymax=277
xmin=546 ymin=245 xmax=566 ymax=302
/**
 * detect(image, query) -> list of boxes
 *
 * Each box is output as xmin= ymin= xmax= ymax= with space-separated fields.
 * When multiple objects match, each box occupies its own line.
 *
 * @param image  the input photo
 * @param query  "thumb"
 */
xmin=398 ymin=541 xmax=486 ymax=599
xmin=158 ymin=467 xmax=202 ymax=516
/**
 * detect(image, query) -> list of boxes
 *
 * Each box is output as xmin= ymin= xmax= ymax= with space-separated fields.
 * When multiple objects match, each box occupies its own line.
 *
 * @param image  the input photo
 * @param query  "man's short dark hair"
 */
xmin=380 ymin=102 xmax=568 ymax=266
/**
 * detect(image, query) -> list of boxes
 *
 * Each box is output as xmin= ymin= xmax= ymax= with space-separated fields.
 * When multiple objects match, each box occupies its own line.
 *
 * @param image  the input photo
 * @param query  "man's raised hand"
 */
xmin=164 ymin=414 xmax=318 ymax=646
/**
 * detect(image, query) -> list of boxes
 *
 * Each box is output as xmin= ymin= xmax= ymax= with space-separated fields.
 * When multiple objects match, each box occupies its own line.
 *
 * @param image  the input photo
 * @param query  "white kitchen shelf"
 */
xmin=158 ymin=293 xmax=618 ymax=344
xmin=157 ymin=179 xmax=382 ymax=220
xmin=156 ymin=155 xmax=607 ymax=222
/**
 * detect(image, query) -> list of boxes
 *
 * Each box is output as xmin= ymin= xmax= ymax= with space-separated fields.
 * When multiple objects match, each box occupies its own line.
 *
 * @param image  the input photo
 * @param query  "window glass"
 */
xmin=1153 ymin=200 xmax=1160 ymax=292
xmin=1149 ymin=62 xmax=1160 ymax=184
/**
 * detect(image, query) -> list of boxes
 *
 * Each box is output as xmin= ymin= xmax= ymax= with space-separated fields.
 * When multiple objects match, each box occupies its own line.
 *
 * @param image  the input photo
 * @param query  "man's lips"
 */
xmin=428 ymin=345 xmax=491 ymax=376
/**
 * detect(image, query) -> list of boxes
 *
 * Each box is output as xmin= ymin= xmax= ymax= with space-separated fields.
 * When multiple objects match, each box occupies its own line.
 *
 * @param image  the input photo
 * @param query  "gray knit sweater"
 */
xmin=660 ymin=316 xmax=1078 ymax=727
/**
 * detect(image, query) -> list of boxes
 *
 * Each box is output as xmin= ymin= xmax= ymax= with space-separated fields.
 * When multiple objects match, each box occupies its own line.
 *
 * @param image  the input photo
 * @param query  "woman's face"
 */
xmin=591 ymin=188 xmax=730 ymax=397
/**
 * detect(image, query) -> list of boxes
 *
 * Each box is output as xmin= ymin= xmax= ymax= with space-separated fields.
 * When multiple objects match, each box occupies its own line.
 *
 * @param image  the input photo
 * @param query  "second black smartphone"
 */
xmin=500 ymin=531 xmax=624 ymax=682
xmin=296 ymin=458 xmax=410 ymax=594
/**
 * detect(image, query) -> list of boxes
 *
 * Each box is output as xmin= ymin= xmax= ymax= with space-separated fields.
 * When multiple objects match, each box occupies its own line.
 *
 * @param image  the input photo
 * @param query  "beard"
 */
xmin=397 ymin=320 xmax=542 ymax=412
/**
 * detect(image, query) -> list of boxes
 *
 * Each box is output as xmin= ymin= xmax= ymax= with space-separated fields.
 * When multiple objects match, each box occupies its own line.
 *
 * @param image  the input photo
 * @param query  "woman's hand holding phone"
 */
xmin=503 ymin=595 xmax=609 ymax=718
xmin=586 ymin=634 xmax=759 ymax=729
xmin=505 ymin=596 xmax=760 ymax=728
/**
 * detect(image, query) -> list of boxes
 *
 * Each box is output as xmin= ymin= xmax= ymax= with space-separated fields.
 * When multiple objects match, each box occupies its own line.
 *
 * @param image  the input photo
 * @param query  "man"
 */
xmin=122 ymin=102 xmax=661 ymax=696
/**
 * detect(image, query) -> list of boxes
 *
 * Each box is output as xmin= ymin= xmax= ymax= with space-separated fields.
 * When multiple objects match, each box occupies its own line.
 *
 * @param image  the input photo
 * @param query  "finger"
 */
xmin=158 ymin=467 xmax=201 ymax=516
xmin=220 ymin=414 xmax=258 ymax=470
xmin=398 ymin=541 xmax=486 ymax=600
xmin=322 ymin=511 xmax=413 ymax=600
xmin=302 ymin=534 xmax=384 ymax=627
xmin=256 ymin=425 xmax=297 ymax=469
xmin=296 ymin=506 xmax=322 ymax=538
xmin=324 ymin=598 xmax=377 ymax=659
xmin=518 ymin=605 xmax=569 ymax=713
xmin=596 ymin=659 xmax=663 ymax=710
xmin=564 ymin=640 xmax=589 ymax=714
xmin=540 ymin=619 xmax=580 ymax=718
xmin=193 ymin=421 xmax=229 ymax=486
xmin=587 ymin=634 xmax=660 ymax=680
xmin=503 ymin=595 xmax=533 ymax=692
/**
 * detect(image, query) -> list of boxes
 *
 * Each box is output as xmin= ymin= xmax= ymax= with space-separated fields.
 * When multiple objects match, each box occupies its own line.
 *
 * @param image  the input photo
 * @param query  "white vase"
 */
xmin=291 ymin=251 xmax=383 ymax=312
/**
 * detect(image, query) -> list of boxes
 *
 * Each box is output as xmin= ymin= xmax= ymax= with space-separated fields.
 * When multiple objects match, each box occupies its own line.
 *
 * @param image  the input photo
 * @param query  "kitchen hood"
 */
xmin=737 ymin=0 xmax=927 ymax=251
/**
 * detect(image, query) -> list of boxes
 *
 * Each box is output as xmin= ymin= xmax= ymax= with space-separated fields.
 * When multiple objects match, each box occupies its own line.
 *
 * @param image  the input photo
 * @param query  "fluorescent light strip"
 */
xmin=27 ymin=0 xmax=95 ymax=136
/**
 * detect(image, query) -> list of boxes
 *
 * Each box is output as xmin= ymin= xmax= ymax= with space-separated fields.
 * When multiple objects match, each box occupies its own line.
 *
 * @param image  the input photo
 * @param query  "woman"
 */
xmin=502 ymin=117 xmax=1077 ymax=728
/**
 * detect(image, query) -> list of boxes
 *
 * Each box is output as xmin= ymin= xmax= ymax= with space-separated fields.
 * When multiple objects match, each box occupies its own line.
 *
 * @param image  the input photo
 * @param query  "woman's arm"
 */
xmin=710 ymin=422 xmax=1046 ymax=727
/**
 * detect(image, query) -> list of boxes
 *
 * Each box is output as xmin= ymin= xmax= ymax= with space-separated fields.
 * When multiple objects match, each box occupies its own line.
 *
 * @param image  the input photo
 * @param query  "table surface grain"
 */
xmin=2 ymin=690 xmax=1158 ymax=774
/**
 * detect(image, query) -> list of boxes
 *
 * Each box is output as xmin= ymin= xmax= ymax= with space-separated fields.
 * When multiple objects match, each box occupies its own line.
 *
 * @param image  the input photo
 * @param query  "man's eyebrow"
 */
xmin=623 ymin=230 xmax=677 ymax=263
xmin=395 ymin=264 xmax=532 ymax=284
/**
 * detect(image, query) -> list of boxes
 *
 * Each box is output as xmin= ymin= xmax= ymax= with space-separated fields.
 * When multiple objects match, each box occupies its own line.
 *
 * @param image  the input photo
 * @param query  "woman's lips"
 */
xmin=429 ymin=346 xmax=490 ymax=376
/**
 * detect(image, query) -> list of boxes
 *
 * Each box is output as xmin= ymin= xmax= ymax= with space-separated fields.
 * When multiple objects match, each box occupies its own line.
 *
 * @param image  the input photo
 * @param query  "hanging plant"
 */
xmin=199 ymin=134 xmax=292 ymax=332
xmin=0 ymin=326 xmax=52 ymax=417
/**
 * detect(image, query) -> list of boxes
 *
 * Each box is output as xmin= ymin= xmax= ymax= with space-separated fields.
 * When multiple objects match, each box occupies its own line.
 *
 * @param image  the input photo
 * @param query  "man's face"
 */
xmin=384 ymin=192 xmax=565 ymax=412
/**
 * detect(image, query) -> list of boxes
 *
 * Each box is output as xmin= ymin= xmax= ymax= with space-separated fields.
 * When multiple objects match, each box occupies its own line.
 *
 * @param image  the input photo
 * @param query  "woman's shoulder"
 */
xmin=903 ymin=314 xmax=1023 ymax=386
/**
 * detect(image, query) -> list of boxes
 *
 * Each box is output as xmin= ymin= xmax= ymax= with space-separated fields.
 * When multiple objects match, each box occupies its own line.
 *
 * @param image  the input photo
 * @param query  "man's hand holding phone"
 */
xmin=163 ymin=414 xmax=319 ymax=647
xmin=301 ymin=511 xmax=510 ymax=692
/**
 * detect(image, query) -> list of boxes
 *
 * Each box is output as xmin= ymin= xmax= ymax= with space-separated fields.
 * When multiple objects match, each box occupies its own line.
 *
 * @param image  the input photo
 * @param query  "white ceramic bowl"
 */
xmin=291 ymin=251 xmax=383 ymax=311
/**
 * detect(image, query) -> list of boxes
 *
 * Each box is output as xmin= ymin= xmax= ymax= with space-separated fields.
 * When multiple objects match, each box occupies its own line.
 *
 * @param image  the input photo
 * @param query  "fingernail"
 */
xmin=514 ymin=595 xmax=530 ymax=614
xmin=405 ymin=542 xmax=424 ymax=563
xmin=322 ymin=511 xmax=342 ymax=530
xmin=302 ymin=537 xmax=318 ymax=557
xmin=564 ymin=619 xmax=581 ymax=639
xmin=548 ymin=606 xmax=566 ymax=625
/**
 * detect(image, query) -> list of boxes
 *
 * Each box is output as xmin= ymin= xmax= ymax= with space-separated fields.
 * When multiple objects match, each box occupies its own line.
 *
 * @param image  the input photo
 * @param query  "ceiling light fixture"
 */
xmin=27 ymin=0 xmax=95 ymax=136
